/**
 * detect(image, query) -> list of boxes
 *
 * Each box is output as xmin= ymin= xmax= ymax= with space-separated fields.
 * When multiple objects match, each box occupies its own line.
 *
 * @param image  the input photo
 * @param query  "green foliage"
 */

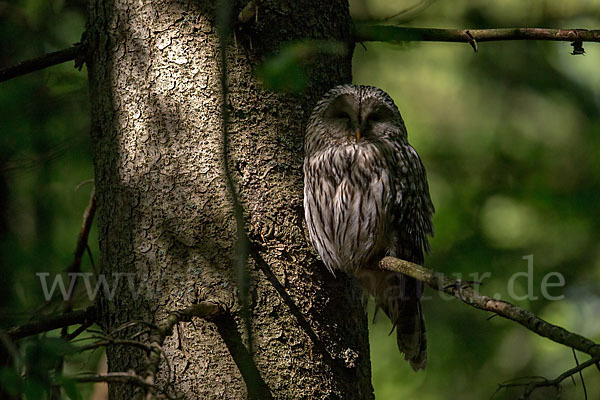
xmin=57 ymin=375 xmax=83 ymax=400
xmin=0 ymin=336 xmax=77 ymax=399
xmin=256 ymin=41 xmax=347 ymax=92
xmin=0 ymin=0 xmax=99 ymax=397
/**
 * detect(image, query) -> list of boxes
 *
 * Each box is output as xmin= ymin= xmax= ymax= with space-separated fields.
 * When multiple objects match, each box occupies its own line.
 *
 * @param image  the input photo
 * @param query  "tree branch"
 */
xmin=379 ymin=257 xmax=600 ymax=359
xmin=159 ymin=302 xmax=225 ymax=334
xmin=141 ymin=302 xmax=224 ymax=399
xmin=218 ymin=0 xmax=253 ymax=356
xmin=76 ymin=338 xmax=156 ymax=353
xmin=1 ymin=26 xmax=595 ymax=85
xmin=66 ymin=188 xmax=97 ymax=276
xmin=238 ymin=0 xmax=263 ymax=24
xmin=6 ymin=306 xmax=96 ymax=340
xmin=353 ymin=25 xmax=600 ymax=49
xmin=53 ymin=188 xmax=97 ymax=400
xmin=498 ymin=355 xmax=600 ymax=399
xmin=60 ymin=187 xmax=97 ymax=311
xmin=380 ymin=0 xmax=436 ymax=22
xmin=0 ymin=44 xmax=84 ymax=83
xmin=71 ymin=372 xmax=175 ymax=399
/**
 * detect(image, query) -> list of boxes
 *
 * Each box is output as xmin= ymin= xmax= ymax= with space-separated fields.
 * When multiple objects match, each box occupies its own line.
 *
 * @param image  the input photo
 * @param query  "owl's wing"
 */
xmin=392 ymin=142 xmax=434 ymax=265
xmin=389 ymin=141 xmax=433 ymax=370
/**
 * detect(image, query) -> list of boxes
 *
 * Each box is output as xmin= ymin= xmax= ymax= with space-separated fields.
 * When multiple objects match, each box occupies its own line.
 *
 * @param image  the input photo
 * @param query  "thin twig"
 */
xmin=379 ymin=257 xmax=600 ymax=358
xmin=66 ymin=188 xmax=97 ymax=276
xmin=0 ymin=44 xmax=83 ymax=83
xmin=6 ymin=306 xmax=96 ymax=340
xmin=497 ymin=355 xmax=600 ymax=399
xmin=65 ymin=319 xmax=94 ymax=341
xmin=86 ymin=244 xmax=97 ymax=275
xmin=141 ymin=302 xmax=224 ymax=399
xmin=238 ymin=0 xmax=263 ymax=24
xmin=353 ymin=25 xmax=600 ymax=47
xmin=71 ymin=372 xmax=176 ymax=399
xmin=74 ymin=179 xmax=94 ymax=192
xmin=249 ymin=247 xmax=337 ymax=365
xmin=59 ymin=187 xmax=96 ymax=314
xmin=110 ymin=320 xmax=159 ymax=337
xmin=52 ymin=188 xmax=97 ymax=399
xmin=218 ymin=0 xmax=253 ymax=355
xmin=572 ymin=349 xmax=588 ymax=400
xmin=382 ymin=0 xmax=435 ymax=22
xmin=0 ymin=331 xmax=22 ymax=366
xmin=76 ymin=338 xmax=156 ymax=353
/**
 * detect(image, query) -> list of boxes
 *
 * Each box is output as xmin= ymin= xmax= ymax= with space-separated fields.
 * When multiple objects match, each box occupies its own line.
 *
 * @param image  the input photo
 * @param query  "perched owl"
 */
xmin=304 ymin=84 xmax=434 ymax=370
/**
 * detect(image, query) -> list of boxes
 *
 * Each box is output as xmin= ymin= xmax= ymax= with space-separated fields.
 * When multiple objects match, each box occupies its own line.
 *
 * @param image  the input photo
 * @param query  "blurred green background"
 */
xmin=352 ymin=1 xmax=600 ymax=399
xmin=1 ymin=0 xmax=599 ymax=398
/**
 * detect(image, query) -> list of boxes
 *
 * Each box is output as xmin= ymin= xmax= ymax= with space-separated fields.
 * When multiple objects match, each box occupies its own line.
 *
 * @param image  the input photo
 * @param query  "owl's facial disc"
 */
xmin=323 ymin=92 xmax=397 ymax=144
xmin=324 ymin=93 xmax=361 ymax=143
xmin=358 ymin=98 xmax=396 ymax=140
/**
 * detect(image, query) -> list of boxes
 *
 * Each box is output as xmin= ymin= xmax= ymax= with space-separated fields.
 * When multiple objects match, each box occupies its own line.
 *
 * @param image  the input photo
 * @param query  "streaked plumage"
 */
xmin=303 ymin=84 xmax=434 ymax=370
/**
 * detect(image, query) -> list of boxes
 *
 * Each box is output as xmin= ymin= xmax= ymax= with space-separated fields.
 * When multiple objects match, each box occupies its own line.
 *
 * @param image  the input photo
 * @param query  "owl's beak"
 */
xmin=356 ymin=130 xmax=361 ymax=141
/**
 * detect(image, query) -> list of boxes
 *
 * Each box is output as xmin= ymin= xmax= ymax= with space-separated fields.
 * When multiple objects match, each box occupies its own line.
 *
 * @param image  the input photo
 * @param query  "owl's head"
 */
xmin=305 ymin=84 xmax=407 ymax=155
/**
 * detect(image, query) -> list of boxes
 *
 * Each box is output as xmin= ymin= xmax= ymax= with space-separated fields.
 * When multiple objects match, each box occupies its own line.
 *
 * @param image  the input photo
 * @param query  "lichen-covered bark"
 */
xmin=86 ymin=0 xmax=373 ymax=398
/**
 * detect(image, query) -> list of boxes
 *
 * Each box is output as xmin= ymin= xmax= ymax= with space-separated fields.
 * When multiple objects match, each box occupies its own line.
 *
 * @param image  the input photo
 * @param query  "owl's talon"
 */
xmin=443 ymin=280 xmax=470 ymax=301
xmin=443 ymin=281 xmax=460 ymax=290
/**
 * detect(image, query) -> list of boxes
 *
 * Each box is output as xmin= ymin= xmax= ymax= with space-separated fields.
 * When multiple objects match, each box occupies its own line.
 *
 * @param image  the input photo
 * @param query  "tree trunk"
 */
xmin=86 ymin=0 xmax=373 ymax=398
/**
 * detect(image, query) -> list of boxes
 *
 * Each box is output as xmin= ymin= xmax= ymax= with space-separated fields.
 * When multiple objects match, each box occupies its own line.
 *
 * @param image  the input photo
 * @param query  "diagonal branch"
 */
xmin=141 ymin=302 xmax=224 ymax=399
xmin=238 ymin=0 xmax=263 ymax=24
xmin=217 ymin=0 xmax=253 ymax=356
xmin=497 ymin=355 xmax=600 ymax=399
xmin=66 ymin=187 xmax=97 ymax=277
xmin=353 ymin=25 xmax=600 ymax=49
xmin=58 ymin=187 xmax=96 ymax=316
xmin=53 ymin=187 xmax=96 ymax=400
xmin=76 ymin=338 xmax=156 ymax=353
xmin=379 ymin=256 xmax=600 ymax=359
xmin=71 ymin=372 xmax=176 ymax=400
xmin=0 ymin=44 xmax=84 ymax=83
xmin=381 ymin=0 xmax=436 ymax=22
xmin=6 ymin=306 xmax=96 ymax=340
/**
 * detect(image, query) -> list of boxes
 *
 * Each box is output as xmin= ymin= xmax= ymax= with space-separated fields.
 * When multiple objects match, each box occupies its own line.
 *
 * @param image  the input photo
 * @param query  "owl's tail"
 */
xmin=358 ymin=270 xmax=427 ymax=371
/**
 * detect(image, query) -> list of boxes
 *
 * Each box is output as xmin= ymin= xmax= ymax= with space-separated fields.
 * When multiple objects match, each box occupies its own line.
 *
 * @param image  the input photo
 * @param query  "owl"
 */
xmin=303 ymin=84 xmax=434 ymax=370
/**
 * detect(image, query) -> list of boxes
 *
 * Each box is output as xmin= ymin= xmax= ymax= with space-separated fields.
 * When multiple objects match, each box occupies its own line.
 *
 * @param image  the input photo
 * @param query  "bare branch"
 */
xmin=141 ymin=302 xmax=225 ymax=399
xmin=71 ymin=372 xmax=176 ymax=399
xmin=6 ymin=306 xmax=96 ymax=340
xmin=53 ymin=188 xmax=97 ymax=400
xmin=353 ymin=25 xmax=600 ymax=49
xmin=68 ymin=187 xmax=97 ymax=274
xmin=76 ymin=338 xmax=156 ymax=353
xmin=497 ymin=355 xmax=600 ymax=399
xmin=0 ymin=44 xmax=84 ymax=83
xmin=160 ymin=302 xmax=225 ymax=333
xmin=65 ymin=320 xmax=94 ymax=341
xmin=70 ymin=303 xmax=222 ymax=399
xmin=238 ymin=0 xmax=263 ymax=24
xmin=381 ymin=0 xmax=436 ymax=22
xmin=218 ymin=0 xmax=253 ymax=355
xmin=63 ymin=187 xmax=97 ymax=310
xmin=379 ymin=257 xmax=600 ymax=359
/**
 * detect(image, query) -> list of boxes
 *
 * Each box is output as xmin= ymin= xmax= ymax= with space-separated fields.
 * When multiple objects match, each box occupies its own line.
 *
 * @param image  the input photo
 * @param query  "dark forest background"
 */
xmin=1 ymin=0 xmax=599 ymax=398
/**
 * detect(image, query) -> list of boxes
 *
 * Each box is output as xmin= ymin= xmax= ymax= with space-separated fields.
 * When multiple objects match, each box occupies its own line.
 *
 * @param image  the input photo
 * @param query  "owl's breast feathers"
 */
xmin=304 ymin=141 xmax=401 ymax=273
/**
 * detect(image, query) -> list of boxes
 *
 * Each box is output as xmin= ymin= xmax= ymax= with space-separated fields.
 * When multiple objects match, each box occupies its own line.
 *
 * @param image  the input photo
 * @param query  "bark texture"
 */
xmin=86 ymin=0 xmax=373 ymax=398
